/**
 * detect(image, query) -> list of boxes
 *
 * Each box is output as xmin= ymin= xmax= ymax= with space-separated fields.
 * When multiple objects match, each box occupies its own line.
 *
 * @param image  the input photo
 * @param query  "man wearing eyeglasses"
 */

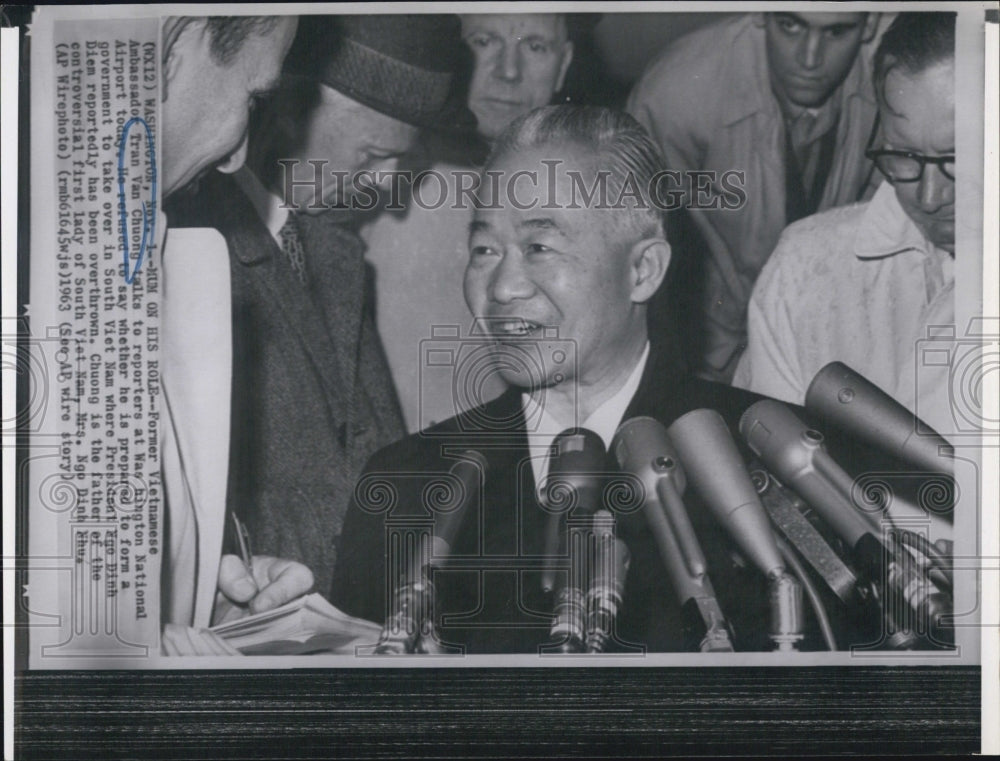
xmin=732 ymin=12 xmax=956 ymax=441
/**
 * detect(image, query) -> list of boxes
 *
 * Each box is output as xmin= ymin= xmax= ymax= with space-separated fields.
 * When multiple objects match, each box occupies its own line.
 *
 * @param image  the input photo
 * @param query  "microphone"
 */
xmin=611 ymin=417 xmax=733 ymax=652
xmin=740 ymin=399 xmax=874 ymax=549
xmin=806 ymin=361 xmax=954 ymax=475
xmin=749 ymin=465 xmax=859 ymax=604
xmin=542 ymin=428 xmax=608 ymax=653
xmin=430 ymin=451 xmax=489 ymax=561
xmin=541 ymin=428 xmax=606 ymax=592
xmin=585 ymin=508 xmax=631 ymax=653
xmin=667 ymin=409 xmax=803 ymax=651
xmin=740 ymin=400 xmax=952 ymax=646
xmin=376 ymin=450 xmax=487 ymax=655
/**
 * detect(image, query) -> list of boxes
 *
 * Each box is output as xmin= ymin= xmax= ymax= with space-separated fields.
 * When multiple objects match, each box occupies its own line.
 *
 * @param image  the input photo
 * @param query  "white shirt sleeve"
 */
xmin=731 ymin=240 xmax=807 ymax=405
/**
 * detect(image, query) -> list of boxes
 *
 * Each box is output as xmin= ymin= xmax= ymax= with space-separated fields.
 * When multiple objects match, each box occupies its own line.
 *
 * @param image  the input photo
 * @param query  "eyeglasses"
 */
xmin=865 ymin=148 xmax=955 ymax=183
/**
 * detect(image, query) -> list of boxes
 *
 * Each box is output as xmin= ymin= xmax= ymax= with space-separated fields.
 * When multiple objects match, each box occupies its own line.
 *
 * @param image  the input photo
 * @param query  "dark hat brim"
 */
xmin=318 ymin=72 xmax=478 ymax=135
xmin=284 ymin=14 xmax=477 ymax=136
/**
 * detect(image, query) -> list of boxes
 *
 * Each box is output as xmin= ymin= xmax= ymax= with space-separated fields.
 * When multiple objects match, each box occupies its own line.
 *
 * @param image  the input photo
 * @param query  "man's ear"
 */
xmin=861 ymin=12 xmax=879 ymax=44
xmin=554 ymin=41 xmax=574 ymax=95
xmin=161 ymin=16 xmax=201 ymax=102
xmin=629 ymin=237 xmax=671 ymax=304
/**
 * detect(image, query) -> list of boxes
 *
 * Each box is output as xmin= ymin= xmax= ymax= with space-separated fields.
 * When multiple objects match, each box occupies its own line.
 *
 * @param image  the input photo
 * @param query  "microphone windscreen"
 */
xmin=611 ymin=415 xmax=686 ymax=495
xmin=612 ymin=416 xmax=708 ymax=597
xmin=667 ymin=409 xmax=784 ymax=577
xmin=806 ymin=361 xmax=953 ymax=474
xmin=740 ymin=399 xmax=872 ymax=548
xmin=546 ymin=428 xmax=607 ymax=518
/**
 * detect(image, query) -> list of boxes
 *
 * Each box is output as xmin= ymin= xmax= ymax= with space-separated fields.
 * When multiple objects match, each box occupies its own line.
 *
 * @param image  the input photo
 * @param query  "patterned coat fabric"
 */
xmin=168 ymin=171 xmax=405 ymax=593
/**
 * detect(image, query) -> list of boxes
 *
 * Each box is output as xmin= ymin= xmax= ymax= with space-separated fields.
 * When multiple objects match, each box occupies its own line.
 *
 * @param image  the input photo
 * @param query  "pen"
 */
xmin=231 ymin=512 xmax=254 ymax=578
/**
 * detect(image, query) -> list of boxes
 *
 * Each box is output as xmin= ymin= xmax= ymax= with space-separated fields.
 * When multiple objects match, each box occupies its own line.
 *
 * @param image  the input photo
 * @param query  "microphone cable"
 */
xmin=775 ymin=535 xmax=837 ymax=651
xmin=892 ymin=528 xmax=953 ymax=590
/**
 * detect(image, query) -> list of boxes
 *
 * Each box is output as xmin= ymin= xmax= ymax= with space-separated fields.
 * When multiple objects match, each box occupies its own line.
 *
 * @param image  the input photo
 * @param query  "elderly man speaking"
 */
xmin=330 ymin=106 xmax=801 ymax=653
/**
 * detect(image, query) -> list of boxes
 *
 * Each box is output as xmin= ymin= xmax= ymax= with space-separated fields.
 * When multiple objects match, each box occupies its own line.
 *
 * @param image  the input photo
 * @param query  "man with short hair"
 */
xmin=167 ymin=16 xmax=472 ymax=594
xmin=158 ymin=14 xmax=313 ymax=631
xmin=628 ymin=12 xmax=883 ymax=382
xmin=462 ymin=13 xmax=575 ymax=141
xmin=331 ymin=106 xmax=802 ymax=653
xmin=733 ymin=12 xmax=957 ymax=441
xmin=362 ymin=13 xmax=579 ymax=432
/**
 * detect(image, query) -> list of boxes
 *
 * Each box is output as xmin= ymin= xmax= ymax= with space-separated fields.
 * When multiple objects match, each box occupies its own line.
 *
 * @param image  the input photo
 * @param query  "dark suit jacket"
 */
xmin=167 ymin=172 xmax=405 ymax=592
xmin=331 ymin=342 xmax=850 ymax=653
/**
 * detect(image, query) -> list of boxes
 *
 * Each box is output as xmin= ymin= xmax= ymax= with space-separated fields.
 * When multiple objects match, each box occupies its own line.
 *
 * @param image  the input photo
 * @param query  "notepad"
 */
xmin=209 ymin=593 xmax=382 ymax=655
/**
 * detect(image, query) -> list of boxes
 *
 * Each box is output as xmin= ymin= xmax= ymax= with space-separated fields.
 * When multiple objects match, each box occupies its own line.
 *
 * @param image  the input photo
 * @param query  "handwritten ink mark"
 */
xmin=117 ymin=117 xmax=157 ymax=284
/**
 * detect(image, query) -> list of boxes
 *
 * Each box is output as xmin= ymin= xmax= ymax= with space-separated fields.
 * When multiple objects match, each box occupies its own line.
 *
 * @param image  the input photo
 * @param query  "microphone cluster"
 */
xmin=543 ymin=361 xmax=953 ymax=653
xmin=614 ymin=413 xmax=804 ymax=652
xmin=742 ymin=364 xmax=954 ymax=649
xmin=374 ymin=362 xmax=954 ymax=653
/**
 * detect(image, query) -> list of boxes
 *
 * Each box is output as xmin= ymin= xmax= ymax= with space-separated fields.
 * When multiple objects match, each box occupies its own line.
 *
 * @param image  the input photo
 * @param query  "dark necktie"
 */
xmin=784 ymin=115 xmax=839 ymax=225
xmin=277 ymin=213 xmax=307 ymax=284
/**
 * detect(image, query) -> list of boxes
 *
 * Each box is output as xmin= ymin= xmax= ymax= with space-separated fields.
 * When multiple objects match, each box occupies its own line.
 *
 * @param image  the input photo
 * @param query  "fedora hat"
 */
xmin=282 ymin=14 xmax=476 ymax=133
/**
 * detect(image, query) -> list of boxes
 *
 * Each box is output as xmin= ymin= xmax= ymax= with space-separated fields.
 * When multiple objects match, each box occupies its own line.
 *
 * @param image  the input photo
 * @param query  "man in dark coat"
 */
xmin=167 ymin=15 xmax=474 ymax=594
xmin=331 ymin=105 xmax=880 ymax=653
xmin=158 ymin=15 xmax=312 ymax=631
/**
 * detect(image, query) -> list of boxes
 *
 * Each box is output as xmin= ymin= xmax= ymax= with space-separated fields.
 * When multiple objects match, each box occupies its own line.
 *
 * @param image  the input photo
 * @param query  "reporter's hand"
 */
xmin=212 ymin=554 xmax=314 ymax=626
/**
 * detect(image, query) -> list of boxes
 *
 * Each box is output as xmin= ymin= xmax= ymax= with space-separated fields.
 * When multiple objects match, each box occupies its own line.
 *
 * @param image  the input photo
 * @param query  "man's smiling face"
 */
xmin=464 ymin=144 xmax=643 ymax=391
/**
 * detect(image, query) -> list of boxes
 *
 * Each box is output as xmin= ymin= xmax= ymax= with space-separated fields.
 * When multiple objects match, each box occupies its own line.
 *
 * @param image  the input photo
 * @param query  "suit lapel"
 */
xmin=297 ymin=209 xmax=366 ymax=407
xmin=222 ymin=184 xmax=353 ymax=427
xmin=448 ymin=388 xmax=539 ymax=557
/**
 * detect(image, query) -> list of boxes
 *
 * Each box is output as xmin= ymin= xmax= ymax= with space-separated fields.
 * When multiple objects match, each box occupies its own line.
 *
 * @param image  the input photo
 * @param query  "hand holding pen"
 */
xmin=211 ymin=514 xmax=315 ymax=626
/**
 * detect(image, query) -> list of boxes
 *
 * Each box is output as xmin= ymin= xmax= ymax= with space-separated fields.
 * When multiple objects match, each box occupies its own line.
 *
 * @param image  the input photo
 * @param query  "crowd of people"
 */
xmin=156 ymin=11 xmax=959 ymax=653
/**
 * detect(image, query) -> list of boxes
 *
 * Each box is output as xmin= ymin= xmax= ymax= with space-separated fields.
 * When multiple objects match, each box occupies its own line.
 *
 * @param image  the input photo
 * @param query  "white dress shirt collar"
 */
xmin=232 ymin=166 xmax=289 ymax=245
xmin=854 ymin=181 xmax=954 ymax=303
xmin=522 ymin=342 xmax=651 ymax=492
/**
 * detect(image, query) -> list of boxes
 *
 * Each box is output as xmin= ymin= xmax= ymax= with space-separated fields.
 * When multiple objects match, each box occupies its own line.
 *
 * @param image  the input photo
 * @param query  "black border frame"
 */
xmin=6 ymin=5 xmax=986 ymax=757
xmin=15 ymin=668 xmax=981 ymax=757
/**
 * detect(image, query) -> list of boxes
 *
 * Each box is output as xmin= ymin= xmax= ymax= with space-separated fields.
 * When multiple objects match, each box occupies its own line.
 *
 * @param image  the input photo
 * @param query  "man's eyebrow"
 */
xmin=777 ymin=12 xmax=861 ymax=31
xmin=774 ymin=12 xmax=803 ymax=24
xmin=824 ymin=20 xmax=862 ymax=32
xmin=469 ymin=219 xmax=492 ymax=236
xmin=517 ymin=217 xmax=562 ymax=233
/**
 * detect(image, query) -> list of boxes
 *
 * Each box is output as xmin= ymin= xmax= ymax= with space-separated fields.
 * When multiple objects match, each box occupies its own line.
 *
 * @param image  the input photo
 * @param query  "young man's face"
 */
xmin=163 ymin=17 xmax=297 ymax=197
xmin=879 ymin=61 xmax=956 ymax=254
xmin=460 ymin=14 xmax=573 ymax=141
xmin=761 ymin=12 xmax=875 ymax=109
xmin=463 ymin=144 xmax=649 ymax=392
